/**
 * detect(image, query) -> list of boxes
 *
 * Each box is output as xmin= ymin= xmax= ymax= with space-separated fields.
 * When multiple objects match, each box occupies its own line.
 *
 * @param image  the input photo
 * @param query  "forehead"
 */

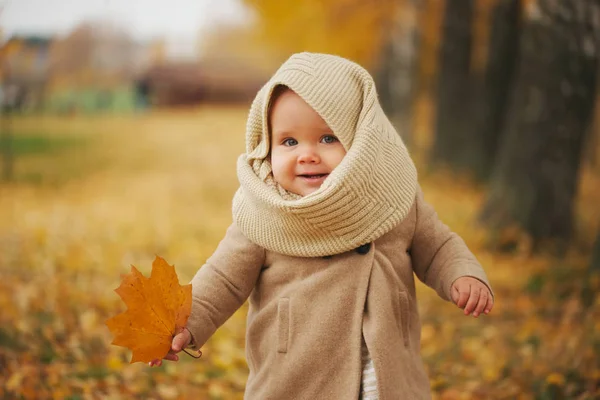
xmin=268 ymin=88 xmax=330 ymax=131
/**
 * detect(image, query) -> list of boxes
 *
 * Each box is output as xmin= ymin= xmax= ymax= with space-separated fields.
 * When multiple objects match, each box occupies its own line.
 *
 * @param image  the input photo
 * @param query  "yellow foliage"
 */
xmin=1 ymin=108 xmax=599 ymax=398
xmin=546 ymin=373 xmax=565 ymax=386
xmin=242 ymin=0 xmax=400 ymax=68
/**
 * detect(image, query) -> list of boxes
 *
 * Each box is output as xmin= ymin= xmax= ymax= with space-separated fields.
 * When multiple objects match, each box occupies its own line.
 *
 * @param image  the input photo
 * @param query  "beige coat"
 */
xmin=187 ymin=188 xmax=492 ymax=399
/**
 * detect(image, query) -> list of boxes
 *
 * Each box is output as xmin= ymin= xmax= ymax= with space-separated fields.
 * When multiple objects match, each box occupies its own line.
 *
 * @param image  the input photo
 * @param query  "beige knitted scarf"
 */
xmin=232 ymin=52 xmax=418 ymax=257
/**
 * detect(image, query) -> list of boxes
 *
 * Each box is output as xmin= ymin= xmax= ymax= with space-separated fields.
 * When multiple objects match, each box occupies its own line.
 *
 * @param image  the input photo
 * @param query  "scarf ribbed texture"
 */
xmin=232 ymin=52 xmax=417 ymax=257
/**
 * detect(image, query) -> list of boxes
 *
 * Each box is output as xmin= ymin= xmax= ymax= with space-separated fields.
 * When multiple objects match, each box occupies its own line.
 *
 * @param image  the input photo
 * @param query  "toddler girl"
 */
xmin=150 ymin=52 xmax=493 ymax=400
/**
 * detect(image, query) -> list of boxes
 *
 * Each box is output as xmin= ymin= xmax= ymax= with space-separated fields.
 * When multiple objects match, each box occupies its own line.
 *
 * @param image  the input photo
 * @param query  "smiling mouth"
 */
xmin=299 ymin=174 xmax=328 ymax=180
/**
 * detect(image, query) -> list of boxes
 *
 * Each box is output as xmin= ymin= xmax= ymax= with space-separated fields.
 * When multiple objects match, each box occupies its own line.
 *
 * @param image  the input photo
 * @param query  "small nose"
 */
xmin=298 ymin=145 xmax=320 ymax=164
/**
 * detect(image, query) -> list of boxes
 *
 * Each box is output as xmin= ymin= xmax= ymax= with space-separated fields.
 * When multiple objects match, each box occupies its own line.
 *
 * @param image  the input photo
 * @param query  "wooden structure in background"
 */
xmin=138 ymin=60 xmax=266 ymax=107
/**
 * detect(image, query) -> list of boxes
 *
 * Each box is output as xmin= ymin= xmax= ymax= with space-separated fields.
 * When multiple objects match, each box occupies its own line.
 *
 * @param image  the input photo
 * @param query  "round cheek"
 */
xmin=270 ymin=151 xmax=286 ymax=183
xmin=329 ymin=146 xmax=346 ymax=169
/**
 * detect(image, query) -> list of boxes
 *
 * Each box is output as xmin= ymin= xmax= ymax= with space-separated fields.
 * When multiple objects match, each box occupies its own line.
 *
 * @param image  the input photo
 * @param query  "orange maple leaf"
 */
xmin=105 ymin=256 xmax=192 ymax=363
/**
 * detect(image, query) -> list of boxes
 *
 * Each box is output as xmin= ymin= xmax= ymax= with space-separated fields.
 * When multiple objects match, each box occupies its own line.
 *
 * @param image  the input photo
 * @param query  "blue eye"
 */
xmin=282 ymin=138 xmax=298 ymax=146
xmin=321 ymin=135 xmax=338 ymax=144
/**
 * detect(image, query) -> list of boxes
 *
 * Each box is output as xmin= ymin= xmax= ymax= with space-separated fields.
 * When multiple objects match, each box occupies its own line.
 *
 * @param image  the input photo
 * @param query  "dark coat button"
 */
xmin=356 ymin=243 xmax=371 ymax=255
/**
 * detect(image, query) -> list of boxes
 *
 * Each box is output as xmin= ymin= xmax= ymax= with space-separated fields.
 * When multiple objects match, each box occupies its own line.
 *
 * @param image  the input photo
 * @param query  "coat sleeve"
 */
xmin=186 ymin=223 xmax=265 ymax=350
xmin=410 ymin=187 xmax=493 ymax=302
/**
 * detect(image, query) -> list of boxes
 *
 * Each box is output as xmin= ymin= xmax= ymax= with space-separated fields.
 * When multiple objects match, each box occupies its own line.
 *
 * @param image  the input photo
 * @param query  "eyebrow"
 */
xmin=271 ymin=128 xmax=335 ymax=138
xmin=271 ymin=130 xmax=292 ymax=139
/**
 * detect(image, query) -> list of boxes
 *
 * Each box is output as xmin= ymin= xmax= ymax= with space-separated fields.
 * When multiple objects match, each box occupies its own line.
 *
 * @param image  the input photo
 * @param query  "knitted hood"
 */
xmin=232 ymin=52 xmax=417 ymax=257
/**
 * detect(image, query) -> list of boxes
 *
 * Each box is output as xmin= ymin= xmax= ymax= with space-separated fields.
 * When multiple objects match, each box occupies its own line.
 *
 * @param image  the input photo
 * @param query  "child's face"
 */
xmin=269 ymin=89 xmax=346 ymax=196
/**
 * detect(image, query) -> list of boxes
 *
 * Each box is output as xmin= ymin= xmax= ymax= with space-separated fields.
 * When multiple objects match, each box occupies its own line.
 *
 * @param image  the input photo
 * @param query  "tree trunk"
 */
xmin=583 ymin=81 xmax=600 ymax=168
xmin=0 ymin=84 xmax=15 ymax=182
xmin=0 ymin=111 xmax=13 ymax=183
xmin=480 ymin=0 xmax=599 ymax=248
xmin=591 ymin=230 xmax=600 ymax=272
xmin=376 ymin=0 xmax=421 ymax=148
xmin=468 ymin=0 xmax=521 ymax=181
xmin=583 ymin=228 xmax=600 ymax=307
xmin=431 ymin=0 xmax=475 ymax=169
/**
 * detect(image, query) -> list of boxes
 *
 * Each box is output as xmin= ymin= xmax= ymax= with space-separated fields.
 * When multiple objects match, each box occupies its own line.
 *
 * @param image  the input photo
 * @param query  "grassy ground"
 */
xmin=0 ymin=108 xmax=598 ymax=399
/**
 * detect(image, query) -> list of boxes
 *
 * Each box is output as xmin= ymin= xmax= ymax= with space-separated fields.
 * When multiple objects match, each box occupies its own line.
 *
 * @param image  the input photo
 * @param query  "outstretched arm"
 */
xmin=410 ymin=187 xmax=493 ymax=315
xmin=187 ymin=223 xmax=265 ymax=348
xmin=150 ymin=223 xmax=265 ymax=366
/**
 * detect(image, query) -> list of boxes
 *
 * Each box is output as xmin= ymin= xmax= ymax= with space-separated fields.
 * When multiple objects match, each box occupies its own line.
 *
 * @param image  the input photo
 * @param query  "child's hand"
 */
xmin=148 ymin=327 xmax=193 ymax=367
xmin=451 ymin=277 xmax=494 ymax=317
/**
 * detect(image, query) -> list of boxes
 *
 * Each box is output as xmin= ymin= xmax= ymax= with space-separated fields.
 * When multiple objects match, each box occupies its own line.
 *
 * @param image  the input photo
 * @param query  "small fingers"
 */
xmin=455 ymin=285 xmax=470 ymax=309
xmin=149 ymin=359 xmax=162 ymax=367
xmin=148 ymin=352 xmax=179 ymax=367
xmin=172 ymin=329 xmax=191 ymax=352
xmin=163 ymin=352 xmax=179 ymax=362
xmin=472 ymin=291 xmax=488 ymax=317
xmin=485 ymin=292 xmax=494 ymax=314
xmin=463 ymin=286 xmax=480 ymax=315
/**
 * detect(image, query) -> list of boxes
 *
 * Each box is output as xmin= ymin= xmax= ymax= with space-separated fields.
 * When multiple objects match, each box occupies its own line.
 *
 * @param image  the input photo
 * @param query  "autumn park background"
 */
xmin=1 ymin=0 xmax=600 ymax=399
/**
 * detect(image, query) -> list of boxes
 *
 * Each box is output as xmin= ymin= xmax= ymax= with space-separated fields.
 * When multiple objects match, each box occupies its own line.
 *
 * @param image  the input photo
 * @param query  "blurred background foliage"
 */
xmin=1 ymin=0 xmax=600 ymax=398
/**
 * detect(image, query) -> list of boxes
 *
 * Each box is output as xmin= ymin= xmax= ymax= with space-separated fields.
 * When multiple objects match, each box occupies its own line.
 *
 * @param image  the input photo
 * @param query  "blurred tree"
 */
xmin=0 ymin=106 xmax=13 ymax=182
xmin=1 ymin=45 xmax=13 ymax=182
xmin=200 ymin=22 xmax=277 ymax=75
xmin=467 ymin=0 xmax=521 ymax=181
xmin=241 ymin=0 xmax=397 ymax=69
xmin=49 ymin=21 xmax=136 ymax=89
xmin=376 ymin=0 xmax=422 ymax=146
xmin=431 ymin=0 xmax=476 ymax=169
xmin=49 ymin=23 xmax=95 ymax=85
xmin=416 ymin=0 xmax=445 ymax=93
xmin=583 ymin=83 xmax=600 ymax=168
xmin=480 ymin=0 xmax=599 ymax=249
xmin=592 ymin=231 xmax=600 ymax=271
